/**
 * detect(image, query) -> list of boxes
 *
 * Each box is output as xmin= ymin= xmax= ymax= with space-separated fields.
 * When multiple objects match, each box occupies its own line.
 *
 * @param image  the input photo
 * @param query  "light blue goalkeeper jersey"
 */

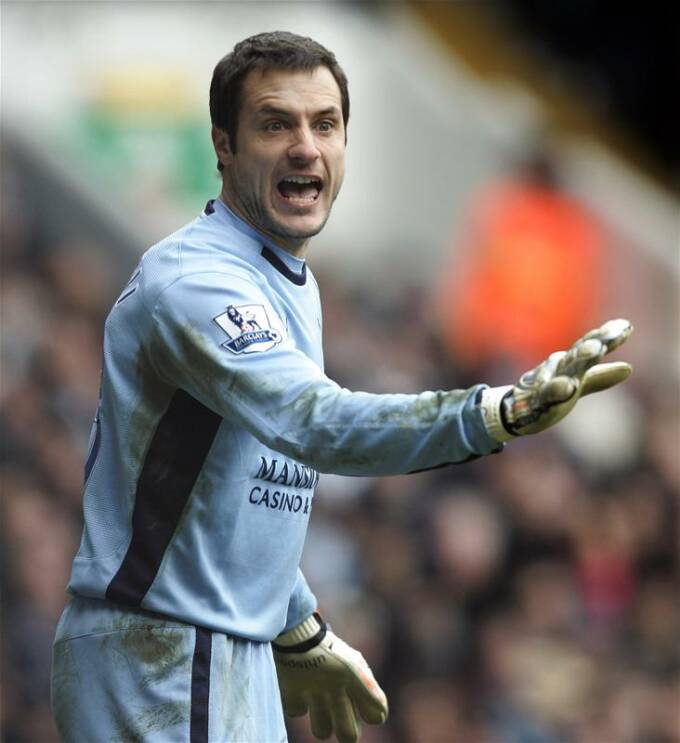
xmin=67 ymin=197 xmax=500 ymax=642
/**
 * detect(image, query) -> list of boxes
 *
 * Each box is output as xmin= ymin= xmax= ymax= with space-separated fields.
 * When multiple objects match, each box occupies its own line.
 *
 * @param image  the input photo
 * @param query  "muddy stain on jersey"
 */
xmin=170 ymin=324 xmax=239 ymax=403
xmin=128 ymin=347 xmax=174 ymax=473
xmin=163 ymin=323 xmax=476 ymax=473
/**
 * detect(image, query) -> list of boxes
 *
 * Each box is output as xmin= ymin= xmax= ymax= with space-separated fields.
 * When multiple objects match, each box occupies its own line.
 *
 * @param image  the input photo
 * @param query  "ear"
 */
xmin=212 ymin=126 xmax=233 ymax=169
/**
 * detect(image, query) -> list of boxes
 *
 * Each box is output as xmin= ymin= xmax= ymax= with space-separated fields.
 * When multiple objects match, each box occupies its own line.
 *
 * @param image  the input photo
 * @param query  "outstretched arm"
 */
xmin=150 ymin=270 xmax=500 ymax=476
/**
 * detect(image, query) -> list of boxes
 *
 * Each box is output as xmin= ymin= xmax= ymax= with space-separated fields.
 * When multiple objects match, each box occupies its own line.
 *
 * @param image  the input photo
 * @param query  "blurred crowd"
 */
xmin=1 ymin=146 xmax=678 ymax=743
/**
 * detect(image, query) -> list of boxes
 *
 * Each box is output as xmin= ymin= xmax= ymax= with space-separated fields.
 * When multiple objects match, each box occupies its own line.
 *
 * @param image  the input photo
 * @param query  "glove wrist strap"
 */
xmin=480 ymin=386 xmax=515 ymax=442
xmin=272 ymin=612 xmax=326 ymax=653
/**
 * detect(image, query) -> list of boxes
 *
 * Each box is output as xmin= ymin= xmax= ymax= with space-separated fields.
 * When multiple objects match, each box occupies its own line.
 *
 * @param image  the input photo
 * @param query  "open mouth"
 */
xmin=277 ymin=176 xmax=323 ymax=205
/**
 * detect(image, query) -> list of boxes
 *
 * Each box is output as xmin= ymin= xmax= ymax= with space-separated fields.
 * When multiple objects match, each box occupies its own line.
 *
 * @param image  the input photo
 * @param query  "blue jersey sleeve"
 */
xmin=148 ymin=270 xmax=500 ymax=476
xmin=284 ymin=570 xmax=317 ymax=631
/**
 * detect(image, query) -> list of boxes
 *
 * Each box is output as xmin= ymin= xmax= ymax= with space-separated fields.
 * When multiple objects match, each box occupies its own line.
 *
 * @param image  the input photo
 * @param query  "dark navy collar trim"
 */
xmin=261 ymin=246 xmax=307 ymax=286
xmin=204 ymin=199 xmax=216 ymax=215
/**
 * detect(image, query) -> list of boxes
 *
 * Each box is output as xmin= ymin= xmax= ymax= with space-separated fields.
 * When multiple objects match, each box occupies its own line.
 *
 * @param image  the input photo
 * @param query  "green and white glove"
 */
xmin=272 ymin=613 xmax=388 ymax=743
xmin=481 ymin=318 xmax=633 ymax=441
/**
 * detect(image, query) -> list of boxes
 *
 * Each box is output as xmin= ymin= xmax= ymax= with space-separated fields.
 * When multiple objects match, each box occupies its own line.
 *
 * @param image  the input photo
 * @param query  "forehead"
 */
xmin=240 ymin=66 xmax=342 ymax=116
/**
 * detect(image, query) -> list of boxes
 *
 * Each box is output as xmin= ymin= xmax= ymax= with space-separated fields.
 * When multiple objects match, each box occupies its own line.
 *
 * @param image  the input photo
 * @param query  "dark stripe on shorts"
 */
xmin=191 ymin=627 xmax=212 ymax=743
xmin=106 ymin=390 xmax=222 ymax=606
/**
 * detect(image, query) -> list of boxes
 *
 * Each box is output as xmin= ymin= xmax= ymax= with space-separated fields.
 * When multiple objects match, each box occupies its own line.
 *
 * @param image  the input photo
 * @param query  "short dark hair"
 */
xmin=209 ymin=31 xmax=350 ymax=169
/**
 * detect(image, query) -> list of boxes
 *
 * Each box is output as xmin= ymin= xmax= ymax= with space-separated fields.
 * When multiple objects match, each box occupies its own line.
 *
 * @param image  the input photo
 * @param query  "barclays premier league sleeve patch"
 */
xmin=214 ymin=304 xmax=282 ymax=354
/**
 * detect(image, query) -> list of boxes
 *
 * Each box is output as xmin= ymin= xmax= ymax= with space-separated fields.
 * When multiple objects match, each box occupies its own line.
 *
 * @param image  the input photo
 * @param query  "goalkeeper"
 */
xmin=51 ymin=31 xmax=632 ymax=743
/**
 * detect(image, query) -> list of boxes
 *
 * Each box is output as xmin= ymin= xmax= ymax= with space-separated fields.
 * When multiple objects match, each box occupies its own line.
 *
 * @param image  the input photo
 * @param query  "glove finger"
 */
xmin=534 ymin=353 xmax=564 ymax=387
xmin=538 ymin=376 xmax=577 ymax=407
xmin=281 ymin=689 xmax=308 ymax=718
xmin=557 ymin=338 xmax=604 ymax=380
xmin=328 ymin=691 xmax=361 ymax=743
xmin=578 ymin=318 xmax=633 ymax=353
xmin=518 ymin=352 xmax=564 ymax=389
xmin=600 ymin=319 xmax=633 ymax=352
xmin=309 ymin=694 xmax=333 ymax=740
xmin=347 ymin=670 xmax=389 ymax=725
xmin=581 ymin=362 xmax=632 ymax=397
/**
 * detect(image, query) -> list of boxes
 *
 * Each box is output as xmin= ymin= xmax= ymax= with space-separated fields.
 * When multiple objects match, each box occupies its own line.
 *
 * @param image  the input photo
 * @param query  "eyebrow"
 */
xmin=314 ymin=106 xmax=341 ymax=118
xmin=256 ymin=105 xmax=341 ymax=119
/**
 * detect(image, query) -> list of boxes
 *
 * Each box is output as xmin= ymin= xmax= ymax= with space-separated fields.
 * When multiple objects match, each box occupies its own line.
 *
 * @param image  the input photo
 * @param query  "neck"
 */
xmin=219 ymin=184 xmax=310 ymax=259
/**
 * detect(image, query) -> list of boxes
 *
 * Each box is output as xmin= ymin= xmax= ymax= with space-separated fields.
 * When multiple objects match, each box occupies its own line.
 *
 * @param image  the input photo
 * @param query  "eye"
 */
xmin=317 ymin=120 xmax=335 ymax=133
xmin=265 ymin=120 xmax=285 ymax=133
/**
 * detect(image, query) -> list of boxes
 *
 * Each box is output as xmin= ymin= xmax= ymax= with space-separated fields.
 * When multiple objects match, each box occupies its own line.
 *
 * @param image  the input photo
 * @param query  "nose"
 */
xmin=288 ymin=126 xmax=320 ymax=163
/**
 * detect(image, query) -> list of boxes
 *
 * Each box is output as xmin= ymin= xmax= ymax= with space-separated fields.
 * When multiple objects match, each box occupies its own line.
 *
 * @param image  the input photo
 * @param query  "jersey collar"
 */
xmin=260 ymin=246 xmax=307 ymax=286
xmin=207 ymin=198 xmax=307 ymax=286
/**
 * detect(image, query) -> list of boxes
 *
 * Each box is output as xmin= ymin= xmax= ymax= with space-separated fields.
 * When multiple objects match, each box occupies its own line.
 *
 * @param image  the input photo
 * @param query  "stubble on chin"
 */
xmin=259 ymin=199 xmax=332 ymax=242
xmin=268 ymin=188 xmax=341 ymax=241
xmin=233 ymin=183 xmax=334 ymax=242
xmin=269 ymin=212 xmax=329 ymax=241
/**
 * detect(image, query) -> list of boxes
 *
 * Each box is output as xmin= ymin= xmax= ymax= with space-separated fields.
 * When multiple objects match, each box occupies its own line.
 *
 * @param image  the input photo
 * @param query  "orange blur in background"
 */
xmin=437 ymin=168 xmax=604 ymax=370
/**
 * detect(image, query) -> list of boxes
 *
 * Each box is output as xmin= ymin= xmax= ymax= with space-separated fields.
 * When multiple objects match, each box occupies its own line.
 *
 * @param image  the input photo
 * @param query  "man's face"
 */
xmin=215 ymin=66 xmax=346 ymax=255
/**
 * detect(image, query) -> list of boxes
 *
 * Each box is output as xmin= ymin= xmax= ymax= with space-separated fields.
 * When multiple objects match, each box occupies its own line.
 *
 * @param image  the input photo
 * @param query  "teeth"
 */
xmin=282 ymin=176 xmax=320 ymax=185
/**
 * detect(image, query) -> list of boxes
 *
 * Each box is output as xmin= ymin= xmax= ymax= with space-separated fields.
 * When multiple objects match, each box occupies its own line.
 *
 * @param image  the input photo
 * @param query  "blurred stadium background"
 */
xmin=1 ymin=2 xmax=678 ymax=741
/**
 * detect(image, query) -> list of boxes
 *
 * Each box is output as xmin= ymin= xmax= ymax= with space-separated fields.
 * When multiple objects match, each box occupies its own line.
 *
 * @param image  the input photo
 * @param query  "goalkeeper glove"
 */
xmin=481 ymin=318 xmax=633 ymax=441
xmin=272 ymin=613 xmax=388 ymax=743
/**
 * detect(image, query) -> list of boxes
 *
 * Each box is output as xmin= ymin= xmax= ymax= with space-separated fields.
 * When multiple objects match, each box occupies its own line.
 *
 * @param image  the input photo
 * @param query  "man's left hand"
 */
xmin=273 ymin=613 xmax=388 ymax=743
xmin=481 ymin=318 xmax=633 ymax=441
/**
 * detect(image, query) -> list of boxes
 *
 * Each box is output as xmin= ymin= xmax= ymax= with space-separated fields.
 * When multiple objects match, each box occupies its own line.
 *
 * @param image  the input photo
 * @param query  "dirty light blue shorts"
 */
xmin=51 ymin=596 xmax=287 ymax=742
